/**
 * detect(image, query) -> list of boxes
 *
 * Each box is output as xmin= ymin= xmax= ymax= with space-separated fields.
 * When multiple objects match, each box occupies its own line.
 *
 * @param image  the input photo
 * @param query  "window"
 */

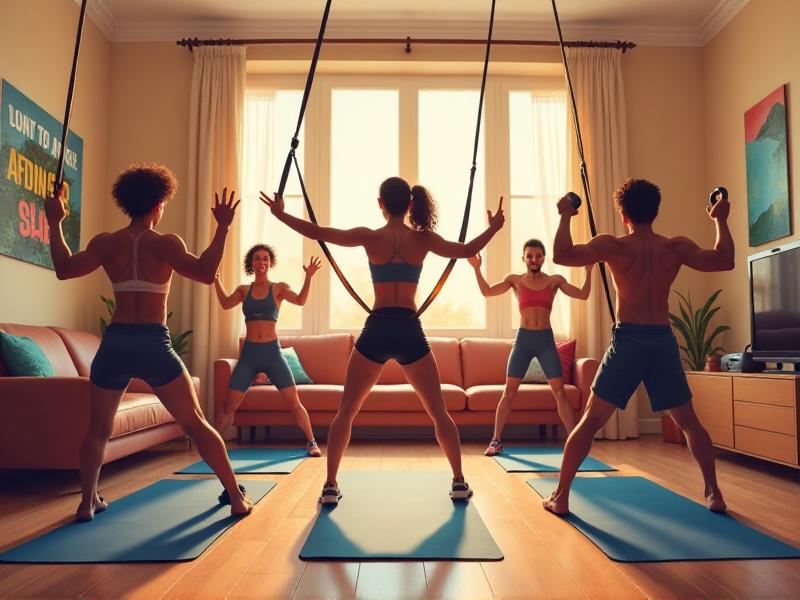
xmin=243 ymin=74 xmax=568 ymax=337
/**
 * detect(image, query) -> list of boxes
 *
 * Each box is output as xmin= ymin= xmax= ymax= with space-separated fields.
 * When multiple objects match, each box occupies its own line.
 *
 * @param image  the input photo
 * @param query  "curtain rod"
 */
xmin=176 ymin=37 xmax=636 ymax=54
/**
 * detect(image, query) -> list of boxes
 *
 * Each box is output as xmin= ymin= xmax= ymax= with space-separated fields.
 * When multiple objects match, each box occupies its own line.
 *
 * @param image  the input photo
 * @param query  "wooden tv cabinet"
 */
xmin=687 ymin=371 xmax=799 ymax=467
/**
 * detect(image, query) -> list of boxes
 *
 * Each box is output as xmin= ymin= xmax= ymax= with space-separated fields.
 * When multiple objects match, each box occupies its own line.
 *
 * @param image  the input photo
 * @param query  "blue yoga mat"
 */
xmin=176 ymin=447 xmax=308 ymax=474
xmin=0 ymin=479 xmax=276 ymax=563
xmin=528 ymin=476 xmax=800 ymax=562
xmin=300 ymin=471 xmax=503 ymax=561
xmin=492 ymin=446 xmax=615 ymax=472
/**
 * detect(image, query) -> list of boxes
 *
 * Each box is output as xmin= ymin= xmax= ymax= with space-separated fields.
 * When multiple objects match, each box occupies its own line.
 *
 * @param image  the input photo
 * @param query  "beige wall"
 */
xmin=704 ymin=0 xmax=800 ymax=353
xmin=0 ymin=0 xmax=110 ymax=330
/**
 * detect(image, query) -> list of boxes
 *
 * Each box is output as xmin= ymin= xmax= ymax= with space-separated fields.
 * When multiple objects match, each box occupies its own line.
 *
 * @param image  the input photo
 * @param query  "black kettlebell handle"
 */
xmin=709 ymin=186 xmax=728 ymax=206
xmin=565 ymin=192 xmax=582 ymax=210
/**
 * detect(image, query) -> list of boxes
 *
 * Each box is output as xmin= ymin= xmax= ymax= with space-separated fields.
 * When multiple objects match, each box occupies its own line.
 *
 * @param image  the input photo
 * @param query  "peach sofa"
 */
xmin=214 ymin=333 xmax=598 ymax=434
xmin=0 ymin=323 xmax=188 ymax=469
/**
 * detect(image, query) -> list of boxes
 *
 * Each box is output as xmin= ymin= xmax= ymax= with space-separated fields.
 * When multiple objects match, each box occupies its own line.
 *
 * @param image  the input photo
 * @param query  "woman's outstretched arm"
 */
xmin=425 ymin=196 xmax=505 ymax=259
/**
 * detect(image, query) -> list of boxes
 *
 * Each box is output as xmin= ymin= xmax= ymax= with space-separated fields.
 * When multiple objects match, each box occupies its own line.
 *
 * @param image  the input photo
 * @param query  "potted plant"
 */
xmin=99 ymin=295 xmax=193 ymax=358
xmin=662 ymin=289 xmax=730 ymax=443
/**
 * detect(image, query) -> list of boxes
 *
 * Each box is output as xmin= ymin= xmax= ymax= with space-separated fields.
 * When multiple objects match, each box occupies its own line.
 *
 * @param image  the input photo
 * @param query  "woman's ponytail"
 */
xmin=409 ymin=184 xmax=439 ymax=232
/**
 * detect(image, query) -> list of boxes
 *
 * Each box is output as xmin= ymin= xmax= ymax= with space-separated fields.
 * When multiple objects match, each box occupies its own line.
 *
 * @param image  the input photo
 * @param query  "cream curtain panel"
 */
xmin=565 ymin=47 xmax=638 ymax=439
xmin=180 ymin=46 xmax=246 ymax=412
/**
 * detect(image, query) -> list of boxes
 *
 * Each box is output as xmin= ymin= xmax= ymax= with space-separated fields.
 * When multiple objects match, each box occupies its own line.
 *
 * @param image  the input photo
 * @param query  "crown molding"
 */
xmin=700 ymin=0 xmax=750 ymax=45
xmin=74 ymin=0 xmax=115 ymax=39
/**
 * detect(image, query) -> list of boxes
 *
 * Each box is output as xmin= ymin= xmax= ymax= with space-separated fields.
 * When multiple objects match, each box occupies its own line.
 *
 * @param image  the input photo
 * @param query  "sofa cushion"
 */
xmin=376 ymin=337 xmax=463 ymax=386
xmin=279 ymin=334 xmax=352 ymax=385
xmin=0 ymin=333 xmax=55 ymax=377
xmin=239 ymin=384 xmax=344 ymax=412
xmin=51 ymin=327 xmax=101 ymax=377
xmin=362 ymin=384 xmax=466 ymax=411
xmin=0 ymin=324 xmax=79 ymax=377
xmin=111 ymin=393 xmax=176 ymax=438
xmin=466 ymin=384 xmax=581 ymax=411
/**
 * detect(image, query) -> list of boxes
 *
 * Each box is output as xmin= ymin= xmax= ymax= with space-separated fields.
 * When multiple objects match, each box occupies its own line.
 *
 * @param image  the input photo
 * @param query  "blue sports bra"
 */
xmin=242 ymin=283 xmax=279 ymax=322
xmin=369 ymin=230 xmax=422 ymax=284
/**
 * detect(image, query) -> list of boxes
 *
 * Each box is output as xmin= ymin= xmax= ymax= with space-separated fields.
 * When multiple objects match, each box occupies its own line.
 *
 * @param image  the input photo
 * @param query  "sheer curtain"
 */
xmin=179 ymin=46 xmax=246 ymax=412
xmin=565 ymin=47 xmax=638 ymax=439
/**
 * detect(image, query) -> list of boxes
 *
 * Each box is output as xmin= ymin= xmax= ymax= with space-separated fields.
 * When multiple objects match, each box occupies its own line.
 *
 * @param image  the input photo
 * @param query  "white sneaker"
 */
xmin=450 ymin=480 xmax=474 ymax=500
xmin=319 ymin=483 xmax=342 ymax=505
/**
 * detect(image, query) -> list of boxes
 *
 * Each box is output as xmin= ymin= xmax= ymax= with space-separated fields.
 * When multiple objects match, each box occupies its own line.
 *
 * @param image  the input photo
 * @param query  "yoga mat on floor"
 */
xmin=492 ymin=446 xmax=615 ymax=472
xmin=176 ymin=447 xmax=307 ymax=474
xmin=300 ymin=471 xmax=503 ymax=561
xmin=528 ymin=476 xmax=800 ymax=562
xmin=0 ymin=479 xmax=276 ymax=563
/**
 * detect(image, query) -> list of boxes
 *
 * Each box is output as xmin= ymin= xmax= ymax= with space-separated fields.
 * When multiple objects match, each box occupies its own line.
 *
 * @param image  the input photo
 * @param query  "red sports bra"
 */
xmin=518 ymin=283 xmax=554 ymax=310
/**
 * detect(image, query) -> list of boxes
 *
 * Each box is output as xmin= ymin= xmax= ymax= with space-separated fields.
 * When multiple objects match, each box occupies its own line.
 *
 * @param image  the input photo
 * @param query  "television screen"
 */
xmin=749 ymin=239 xmax=800 ymax=359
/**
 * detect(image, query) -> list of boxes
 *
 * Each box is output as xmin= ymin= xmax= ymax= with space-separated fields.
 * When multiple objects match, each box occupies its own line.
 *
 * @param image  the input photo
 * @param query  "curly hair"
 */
xmin=243 ymin=244 xmax=276 ymax=275
xmin=112 ymin=163 xmax=178 ymax=218
xmin=379 ymin=176 xmax=439 ymax=232
xmin=614 ymin=178 xmax=661 ymax=224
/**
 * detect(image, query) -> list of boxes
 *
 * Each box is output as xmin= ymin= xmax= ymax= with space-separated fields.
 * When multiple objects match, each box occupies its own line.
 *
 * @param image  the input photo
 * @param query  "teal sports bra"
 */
xmin=369 ymin=230 xmax=422 ymax=284
xmin=242 ymin=283 xmax=279 ymax=322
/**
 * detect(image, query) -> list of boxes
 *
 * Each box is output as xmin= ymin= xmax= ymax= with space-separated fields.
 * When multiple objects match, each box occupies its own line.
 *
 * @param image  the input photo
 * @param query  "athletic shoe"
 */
xmin=319 ymin=483 xmax=342 ymax=505
xmin=218 ymin=483 xmax=248 ymax=505
xmin=450 ymin=479 xmax=474 ymax=500
xmin=307 ymin=440 xmax=322 ymax=457
xmin=484 ymin=439 xmax=503 ymax=456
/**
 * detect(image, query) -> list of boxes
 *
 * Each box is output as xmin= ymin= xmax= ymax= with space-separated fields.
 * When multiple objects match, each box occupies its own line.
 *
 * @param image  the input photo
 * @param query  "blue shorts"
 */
xmin=229 ymin=339 xmax=295 ymax=392
xmin=354 ymin=307 xmax=431 ymax=365
xmin=592 ymin=323 xmax=692 ymax=412
xmin=507 ymin=328 xmax=563 ymax=380
xmin=90 ymin=323 xmax=185 ymax=390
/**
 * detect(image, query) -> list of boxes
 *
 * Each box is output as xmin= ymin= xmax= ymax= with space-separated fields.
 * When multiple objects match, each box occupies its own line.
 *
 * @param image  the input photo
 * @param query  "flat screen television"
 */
xmin=748 ymin=238 xmax=800 ymax=364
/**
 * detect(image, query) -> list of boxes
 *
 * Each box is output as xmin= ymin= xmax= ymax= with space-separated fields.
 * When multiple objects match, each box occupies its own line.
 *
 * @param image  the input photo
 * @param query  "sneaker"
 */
xmin=484 ymin=439 xmax=503 ymax=456
xmin=450 ymin=479 xmax=474 ymax=500
xmin=218 ymin=483 xmax=248 ymax=506
xmin=307 ymin=440 xmax=322 ymax=457
xmin=319 ymin=482 xmax=342 ymax=505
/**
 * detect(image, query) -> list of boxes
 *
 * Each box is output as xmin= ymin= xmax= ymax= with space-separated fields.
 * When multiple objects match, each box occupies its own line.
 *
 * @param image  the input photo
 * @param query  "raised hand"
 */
xmin=304 ymin=256 xmax=322 ymax=277
xmin=44 ymin=182 xmax=66 ymax=224
xmin=707 ymin=197 xmax=730 ymax=222
xmin=467 ymin=253 xmax=483 ymax=268
xmin=487 ymin=196 xmax=505 ymax=231
xmin=557 ymin=194 xmax=579 ymax=217
xmin=259 ymin=191 xmax=285 ymax=216
xmin=212 ymin=188 xmax=240 ymax=227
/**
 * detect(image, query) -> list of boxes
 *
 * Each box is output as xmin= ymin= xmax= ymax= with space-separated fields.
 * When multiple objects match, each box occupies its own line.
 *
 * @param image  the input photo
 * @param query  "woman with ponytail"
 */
xmin=261 ymin=177 xmax=504 ymax=504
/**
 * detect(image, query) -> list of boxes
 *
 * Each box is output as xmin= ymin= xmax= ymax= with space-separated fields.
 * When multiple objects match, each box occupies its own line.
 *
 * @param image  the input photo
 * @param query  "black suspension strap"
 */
xmin=55 ymin=0 xmax=88 ymax=189
xmin=414 ymin=0 xmax=497 ymax=319
xmin=550 ymin=0 xmax=616 ymax=324
xmin=274 ymin=0 xmax=372 ymax=314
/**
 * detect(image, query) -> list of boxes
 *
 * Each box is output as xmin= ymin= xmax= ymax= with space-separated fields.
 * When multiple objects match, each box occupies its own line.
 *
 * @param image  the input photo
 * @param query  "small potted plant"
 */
xmin=663 ymin=289 xmax=730 ymax=443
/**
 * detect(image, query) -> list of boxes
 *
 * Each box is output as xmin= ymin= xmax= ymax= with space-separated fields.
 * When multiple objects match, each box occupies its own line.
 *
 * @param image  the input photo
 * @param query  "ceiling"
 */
xmin=84 ymin=0 xmax=749 ymax=46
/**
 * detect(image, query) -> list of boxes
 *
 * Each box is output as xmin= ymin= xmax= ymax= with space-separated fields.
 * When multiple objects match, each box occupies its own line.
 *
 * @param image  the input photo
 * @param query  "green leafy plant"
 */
xmin=668 ymin=289 xmax=730 ymax=371
xmin=98 ymin=295 xmax=193 ymax=357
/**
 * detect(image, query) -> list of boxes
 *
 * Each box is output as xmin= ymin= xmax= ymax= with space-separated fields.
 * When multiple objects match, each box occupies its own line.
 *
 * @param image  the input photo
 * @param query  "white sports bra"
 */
xmin=111 ymin=230 xmax=171 ymax=294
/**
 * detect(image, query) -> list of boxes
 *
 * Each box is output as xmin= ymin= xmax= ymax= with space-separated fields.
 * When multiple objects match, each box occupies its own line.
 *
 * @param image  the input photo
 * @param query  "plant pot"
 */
xmin=705 ymin=354 xmax=722 ymax=372
xmin=661 ymin=414 xmax=686 ymax=444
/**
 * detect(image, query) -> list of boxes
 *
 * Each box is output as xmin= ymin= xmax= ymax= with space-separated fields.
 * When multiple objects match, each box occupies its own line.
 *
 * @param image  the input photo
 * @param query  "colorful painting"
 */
xmin=0 ymin=79 xmax=83 ymax=269
xmin=745 ymin=85 xmax=791 ymax=247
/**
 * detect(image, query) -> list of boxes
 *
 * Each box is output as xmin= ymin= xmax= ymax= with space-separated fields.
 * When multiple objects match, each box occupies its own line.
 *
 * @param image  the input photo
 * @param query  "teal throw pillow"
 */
xmin=522 ymin=358 xmax=547 ymax=383
xmin=0 ymin=332 xmax=55 ymax=377
xmin=281 ymin=347 xmax=314 ymax=384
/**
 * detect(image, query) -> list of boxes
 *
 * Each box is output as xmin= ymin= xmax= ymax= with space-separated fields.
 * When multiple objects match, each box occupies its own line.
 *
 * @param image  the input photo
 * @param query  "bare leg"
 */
xmin=547 ymin=377 xmax=578 ymax=434
xmin=277 ymin=385 xmax=319 ymax=451
xmin=77 ymin=384 xmax=124 ymax=521
xmin=325 ymin=349 xmax=384 ymax=486
xmin=668 ymin=402 xmax=726 ymax=512
xmin=215 ymin=389 xmax=246 ymax=436
xmin=491 ymin=377 xmax=522 ymax=442
xmin=402 ymin=352 xmax=464 ymax=480
xmin=155 ymin=371 xmax=252 ymax=516
xmin=542 ymin=393 xmax=617 ymax=515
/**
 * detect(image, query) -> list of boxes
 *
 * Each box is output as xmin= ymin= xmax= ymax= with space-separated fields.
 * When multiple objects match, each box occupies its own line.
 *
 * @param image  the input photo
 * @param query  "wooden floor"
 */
xmin=1 ymin=435 xmax=799 ymax=599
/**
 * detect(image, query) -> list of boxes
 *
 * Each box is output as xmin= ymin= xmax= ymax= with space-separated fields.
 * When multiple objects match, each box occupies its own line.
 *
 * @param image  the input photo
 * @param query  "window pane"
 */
xmin=418 ymin=90 xmax=486 ymax=329
xmin=241 ymin=90 xmax=304 ymax=330
xmin=329 ymin=89 xmax=399 ymax=329
xmin=509 ymin=91 xmax=570 ymax=335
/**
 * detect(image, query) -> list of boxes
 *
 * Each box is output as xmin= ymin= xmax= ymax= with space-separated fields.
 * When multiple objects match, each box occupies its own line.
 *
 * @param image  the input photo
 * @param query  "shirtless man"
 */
xmin=543 ymin=178 xmax=733 ymax=515
xmin=468 ymin=241 xmax=592 ymax=455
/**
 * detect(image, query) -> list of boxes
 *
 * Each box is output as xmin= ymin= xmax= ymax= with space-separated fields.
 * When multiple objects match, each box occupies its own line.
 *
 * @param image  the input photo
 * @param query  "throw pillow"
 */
xmin=556 ymin=339 xmax=576 ymax=384
xmin=0 ymin=332 xmax=55 ymax=377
